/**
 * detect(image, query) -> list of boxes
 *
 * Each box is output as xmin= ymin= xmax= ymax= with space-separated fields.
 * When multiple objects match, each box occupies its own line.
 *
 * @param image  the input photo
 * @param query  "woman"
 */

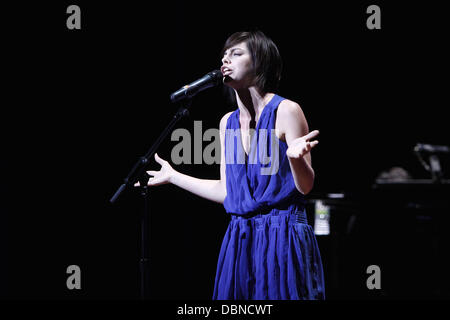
xmin=137 ymin=30 xmax=325 ymax=300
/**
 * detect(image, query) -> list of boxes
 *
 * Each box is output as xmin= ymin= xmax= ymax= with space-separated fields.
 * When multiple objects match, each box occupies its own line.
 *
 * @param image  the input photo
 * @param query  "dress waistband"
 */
xmin=230 ymin=210 xmax=308 ymax=225
xmin=228 ymin=200 xmax=305 ymax=219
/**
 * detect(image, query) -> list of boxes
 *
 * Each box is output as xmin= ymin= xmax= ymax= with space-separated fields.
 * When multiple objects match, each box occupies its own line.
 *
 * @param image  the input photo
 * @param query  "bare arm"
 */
xmin=277 ymin=100 xmax=319 ymax=195
xmin=137 ymin=112 xmax=231 ymax=204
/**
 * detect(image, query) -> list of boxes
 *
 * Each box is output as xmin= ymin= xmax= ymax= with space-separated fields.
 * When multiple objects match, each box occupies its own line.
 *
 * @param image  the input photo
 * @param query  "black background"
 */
xmin=1 ymin=0 xmax=449 ymax=302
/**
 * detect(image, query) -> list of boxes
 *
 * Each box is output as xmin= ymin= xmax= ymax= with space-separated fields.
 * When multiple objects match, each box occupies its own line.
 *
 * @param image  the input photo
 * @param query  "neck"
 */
xmin=235 ymin=87 xmax=273 ymax=120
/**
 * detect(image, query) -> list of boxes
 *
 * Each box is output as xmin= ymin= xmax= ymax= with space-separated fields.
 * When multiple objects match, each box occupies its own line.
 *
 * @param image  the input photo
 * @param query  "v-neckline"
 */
xmin=237 ymin=94 xmax=276 ymax=159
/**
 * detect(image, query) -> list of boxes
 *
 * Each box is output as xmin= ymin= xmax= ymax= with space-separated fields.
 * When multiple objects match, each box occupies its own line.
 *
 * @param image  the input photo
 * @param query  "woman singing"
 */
xmin=136 ymin=30 xmax=325 ymax=300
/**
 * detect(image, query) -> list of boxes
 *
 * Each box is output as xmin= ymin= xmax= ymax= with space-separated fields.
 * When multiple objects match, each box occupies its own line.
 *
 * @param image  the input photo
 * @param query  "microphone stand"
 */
xmin=110 ymin=99 xmax=192 ymax=299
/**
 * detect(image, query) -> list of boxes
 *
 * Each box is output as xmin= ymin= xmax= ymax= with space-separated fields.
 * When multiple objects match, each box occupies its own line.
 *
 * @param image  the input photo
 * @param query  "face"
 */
xmin=221 ymin=42 xmax=254 ymax=90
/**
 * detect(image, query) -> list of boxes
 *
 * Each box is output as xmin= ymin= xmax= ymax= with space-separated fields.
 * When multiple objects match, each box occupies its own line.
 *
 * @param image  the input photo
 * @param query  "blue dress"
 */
xmin=212 ymin=94 xmax=325 ymax=300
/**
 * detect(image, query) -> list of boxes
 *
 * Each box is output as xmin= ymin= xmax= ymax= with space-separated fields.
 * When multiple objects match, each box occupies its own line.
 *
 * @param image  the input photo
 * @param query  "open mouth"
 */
xmin=221 ymin=66 xmax=233 ymax=76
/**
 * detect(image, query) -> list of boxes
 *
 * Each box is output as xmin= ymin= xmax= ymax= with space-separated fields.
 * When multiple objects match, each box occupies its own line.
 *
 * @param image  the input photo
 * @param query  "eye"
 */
xmin=233 ymin=52 xmax=242 ymax=56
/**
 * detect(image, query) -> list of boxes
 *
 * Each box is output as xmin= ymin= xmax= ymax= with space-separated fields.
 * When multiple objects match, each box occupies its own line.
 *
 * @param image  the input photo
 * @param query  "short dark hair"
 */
xmin=221 ymin=30 xmax=283 ymax=93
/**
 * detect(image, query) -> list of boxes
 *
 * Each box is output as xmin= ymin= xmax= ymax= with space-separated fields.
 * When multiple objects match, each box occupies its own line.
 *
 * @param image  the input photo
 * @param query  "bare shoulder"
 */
xmin=276 ymin=99 xmax=308 ymax=140
xmin=277 ymin=99 xmax=305 ymax=119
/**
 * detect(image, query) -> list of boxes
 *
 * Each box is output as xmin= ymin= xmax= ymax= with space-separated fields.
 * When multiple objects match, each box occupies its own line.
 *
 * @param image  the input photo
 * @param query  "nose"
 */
xmin=222 ymin=54 xmax=230 ymax=65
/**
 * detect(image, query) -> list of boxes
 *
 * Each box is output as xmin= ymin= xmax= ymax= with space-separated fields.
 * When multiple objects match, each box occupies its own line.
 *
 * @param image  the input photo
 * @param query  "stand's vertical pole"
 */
xmin=140 ymin=185 xmax=150 ymax=299
xmin=135 ymin=104 xmax=190 ymax=300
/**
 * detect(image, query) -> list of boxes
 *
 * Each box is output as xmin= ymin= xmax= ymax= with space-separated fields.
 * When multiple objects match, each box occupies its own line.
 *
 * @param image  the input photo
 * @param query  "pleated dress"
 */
xmin=212 ymin=94 xmax=325 ymax=300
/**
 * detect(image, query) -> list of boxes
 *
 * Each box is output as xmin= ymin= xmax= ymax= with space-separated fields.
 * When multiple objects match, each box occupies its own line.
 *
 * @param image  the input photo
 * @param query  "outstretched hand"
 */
xmin=286 ymin=130 xmax=319 ymax=159
xmin=134 ymin=153 xmax=175 ymax=187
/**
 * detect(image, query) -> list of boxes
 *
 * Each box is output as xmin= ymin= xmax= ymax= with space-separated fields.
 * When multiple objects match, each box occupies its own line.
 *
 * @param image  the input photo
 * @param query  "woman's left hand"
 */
xmin=286 ymin=130 xmax=320 ymax=159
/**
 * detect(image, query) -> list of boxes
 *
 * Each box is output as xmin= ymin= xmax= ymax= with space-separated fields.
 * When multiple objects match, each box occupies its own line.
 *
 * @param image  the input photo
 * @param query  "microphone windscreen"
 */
xmin=209 ymin=70 xmax=223 ymax=85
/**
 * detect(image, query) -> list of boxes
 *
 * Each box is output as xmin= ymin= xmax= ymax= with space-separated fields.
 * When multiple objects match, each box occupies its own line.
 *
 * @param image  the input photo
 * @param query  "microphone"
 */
xmin=170 ymin=70 xmax=223 ymax=103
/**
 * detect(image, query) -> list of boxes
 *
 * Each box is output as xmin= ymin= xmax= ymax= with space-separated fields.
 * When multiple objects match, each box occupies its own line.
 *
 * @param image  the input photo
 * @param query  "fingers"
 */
xmin=305 ymin=141 xmax=319 ymax=153
xmin=133 ymin=176 xmax=159 ymax=187
xmin=286 ymin=140 xmax=319 ymax=159
xmin=133 ymin=153 xmax=166 ymax=187
xmin=146 ymin=170 xmax=158 ymax=177
xmin=154 ymin=152 xmax=165 ymax=165
xmin=304 ymin=130 xmax=320 ymax=141
xmin=147 ymin=177 xmax=163 ymax=186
